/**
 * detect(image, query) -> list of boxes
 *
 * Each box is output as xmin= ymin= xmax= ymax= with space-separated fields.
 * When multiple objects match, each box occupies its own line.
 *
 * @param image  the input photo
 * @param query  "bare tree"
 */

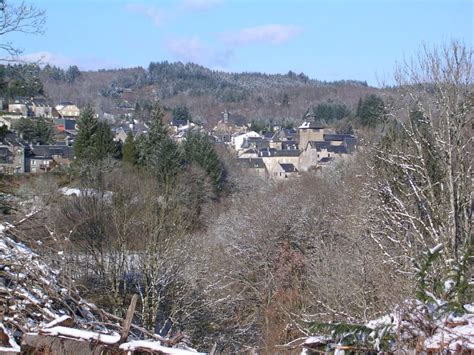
xmin=369 ymin=40 xmax=472 ymax=307
xmin=0 ymin=0 xmax=45 ymax=60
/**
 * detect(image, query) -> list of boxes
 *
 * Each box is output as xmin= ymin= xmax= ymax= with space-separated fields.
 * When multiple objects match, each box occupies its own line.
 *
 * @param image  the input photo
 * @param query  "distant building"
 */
xmin=26 ymin=145 xmax=74 ymax=173
xmin=232 ymin=131 xmax=261 ymax=151
xmin=8 ymin=99 xmax=29 ymax=117
xmin=0 ymin=133 xmax=26 ymax=174
xmin=55 ymin=103 xmax=80 ymax=118
xmin=8 ymin=98 xmax=53 ymax=118
xmin=235 ymin=157 xmax=268 ymax=179
xmin=30 ymin=99 xmax=53 ymax=118
xmin=235 ymin=116 xmax=358 ymax=180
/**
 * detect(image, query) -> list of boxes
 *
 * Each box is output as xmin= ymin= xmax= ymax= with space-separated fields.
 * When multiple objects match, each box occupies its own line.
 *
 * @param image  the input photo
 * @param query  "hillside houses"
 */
xmin=235 ymin=117 xmax=357 ymax=180
xmin=0 ymin=98 xmax=81 ymax=174
xmin=7 ymin=98 xmax=54 ymax=118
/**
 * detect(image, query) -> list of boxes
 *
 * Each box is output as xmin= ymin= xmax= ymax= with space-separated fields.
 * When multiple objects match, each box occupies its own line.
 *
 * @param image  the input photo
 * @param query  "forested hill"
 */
xmin=145 ymin=61 xmax=368 ymax=99
xmin=2 ymin=61 xmax=379 ymax=126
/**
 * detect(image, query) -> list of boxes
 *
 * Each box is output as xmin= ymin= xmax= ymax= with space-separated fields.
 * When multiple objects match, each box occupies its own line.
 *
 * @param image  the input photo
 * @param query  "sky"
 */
xmin=6 ymin=0 xmax=473 ymax=86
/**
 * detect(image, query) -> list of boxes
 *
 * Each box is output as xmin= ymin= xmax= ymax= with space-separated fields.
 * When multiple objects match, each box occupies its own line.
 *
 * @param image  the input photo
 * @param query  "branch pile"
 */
xmin=0 ymin=223 xmax=201 ymax=354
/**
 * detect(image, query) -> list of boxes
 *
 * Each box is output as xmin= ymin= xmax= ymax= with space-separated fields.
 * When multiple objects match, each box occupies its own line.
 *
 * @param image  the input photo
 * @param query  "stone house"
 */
xmin=273 ymin=163 xmax=299 ymax=179
xmin=30 ymin=99 xmax=53 ymax=118
xmin=0 ymin=133 xmax=25 ymax=174
xmin=8 ymin=99 xmax=29 ymax=117
xmin=26 ymin=145 xmax=74 ymax=173
xmin=235 ymin=157 xmax=268 ymax=179
xmin=55 ymin=103 xmax=80 ymax=118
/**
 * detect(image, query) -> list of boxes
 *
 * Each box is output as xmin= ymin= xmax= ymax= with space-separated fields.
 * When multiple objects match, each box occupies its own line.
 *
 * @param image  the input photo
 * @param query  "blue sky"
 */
xmin=7 ymin=0 xmax=473 ymax=86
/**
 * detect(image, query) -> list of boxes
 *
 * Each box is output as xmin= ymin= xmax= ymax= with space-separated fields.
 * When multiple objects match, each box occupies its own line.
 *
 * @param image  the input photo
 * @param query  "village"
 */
xmin=0 ymin=0 xmax=471 ymax=352
xmin=0 ymin=98 xmax=357 ymax=179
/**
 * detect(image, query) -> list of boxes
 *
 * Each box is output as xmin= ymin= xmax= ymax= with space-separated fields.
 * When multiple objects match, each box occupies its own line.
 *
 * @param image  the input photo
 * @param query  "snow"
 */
xmin=59 ymin=187 xmax=113 ymax=200
xmin=303 ymin=301 xmax=474 ymax=353
xmin=304 ymin=336 xmax=327 ymax=344
xmin=299 ymin=121 xmax=311 ymax=128
xmin=424 ymin=313 xmax=474 ymax=351
xmin=40 ymin=327 xmax=121 ymax=345
xmin=119 ymin=340 xmax=203 ymax=354
xmin=0 ymin=323 xmax=20 ymax=351
xmin=429 ymin=243 xmax=443 ymax=254
xmin=444 ymin=279 xmax=455 ymax=293
xmin=464 ymin=304 xmax=474 ymax=313
xmin=42 ymin=315 xmax=71 ymax=328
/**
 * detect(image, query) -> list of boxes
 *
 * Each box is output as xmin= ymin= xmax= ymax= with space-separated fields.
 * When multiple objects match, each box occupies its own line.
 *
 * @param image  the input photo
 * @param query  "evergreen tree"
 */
xmin=122 ymin=131 xmax=138 ymax=165
xmin=172 ymin=105 xmax=191 ymax=121
xmin=93 ymin=121 xmax=116 ymax=161
xmin=66 ymin=65 xmax=81 ymax=83
xmin=13 ymin=117 xmax=53 ymax=145
xmin=358 ymin=94 xmax=386 ymax=127
xmin=139 ymin=102 xmax=182 ymax=187
xmin=183 ymin=132 xmax=225 ymax=193
xmin=74 ymin=106 xmax=98 ymax=162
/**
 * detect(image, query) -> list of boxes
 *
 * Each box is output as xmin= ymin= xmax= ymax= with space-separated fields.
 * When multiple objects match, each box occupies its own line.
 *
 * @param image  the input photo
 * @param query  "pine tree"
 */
xmin=122 ymin=131 xmax=138 ymax=165
xmin=359 ymin=94 xmax=386 ymax=127
xmin=93 ymin=121 xmax=116 ymax=161
xmin=74 ymin=106 xmax=98 ymax=162
xmin=183 ymin=132 xmax=225 ymax=193
xmin=138 ymin=102 xmax=182 ymax=188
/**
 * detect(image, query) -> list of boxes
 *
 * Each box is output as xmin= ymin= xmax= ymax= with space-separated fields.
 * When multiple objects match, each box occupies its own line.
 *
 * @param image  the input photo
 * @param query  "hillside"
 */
xmin=3 ymin=61 xmax=381 ymax=127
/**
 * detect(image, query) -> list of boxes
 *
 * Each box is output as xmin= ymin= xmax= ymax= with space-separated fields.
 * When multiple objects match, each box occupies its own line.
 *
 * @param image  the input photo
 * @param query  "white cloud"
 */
xmin=20 ymin=51 xmax=119 ymax=71
xmin=125 ymin=3 xmax=166 ymax=26
xmin=20 ymin=51 xmax=75 ymax=68
xmin=222 ymin=24 xmax=302 ymax=45
xmin=165 ymin=37 xmax=233 ymax=67
xmin=180 ymin=0 xmax=223 ymax=10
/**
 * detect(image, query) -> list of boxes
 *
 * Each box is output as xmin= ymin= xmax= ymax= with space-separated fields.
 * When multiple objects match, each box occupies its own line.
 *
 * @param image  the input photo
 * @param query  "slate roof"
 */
xmin=31 ymin=98 xmax=51 ymax=107
xmin=275 ymin=149 xmax=300 ymax=157
xmin=279 ymin=163 xmax=298 ymax=173
xmin=258 ymin=148 xmax=277 ymax=157
xmin=327 ymin=145 xmax=349 ymax=154
xmin=262 ymin=132 xmax=274 ymax=140
xmin=281 ymin=140 xmax=298 ymax=150
xmin=236 ymin=157 xmax=266 ymax=169
xmin=307 ymin=141 xmax=331 ymax=150
xmin=323 ymin=134 xmax=355 ymax=141
xmin=30 ymin=145 xmax=74 ymax=159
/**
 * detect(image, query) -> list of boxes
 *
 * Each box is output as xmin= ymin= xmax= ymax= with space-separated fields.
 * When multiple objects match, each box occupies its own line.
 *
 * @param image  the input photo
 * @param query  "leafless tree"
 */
xmin=0 ymin=1 xmax=46 ymax=61
xmin=368 ymin=40 xmax=472 ymax=306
